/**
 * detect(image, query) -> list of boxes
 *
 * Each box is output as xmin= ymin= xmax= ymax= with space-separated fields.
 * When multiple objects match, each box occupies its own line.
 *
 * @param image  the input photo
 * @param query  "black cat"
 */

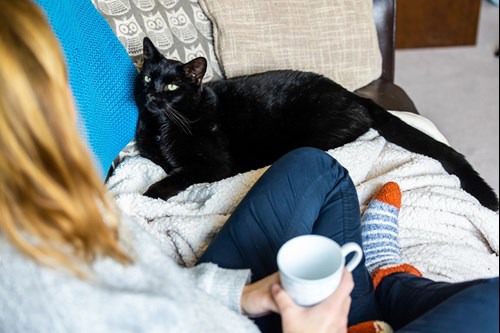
xmin=134 ymin=37 xmax=499 ymax=211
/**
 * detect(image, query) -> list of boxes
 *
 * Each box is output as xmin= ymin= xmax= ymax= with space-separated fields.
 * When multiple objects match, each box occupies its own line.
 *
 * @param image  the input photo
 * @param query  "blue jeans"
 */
xmin=198 ymin=148 xmax=499 ymax=333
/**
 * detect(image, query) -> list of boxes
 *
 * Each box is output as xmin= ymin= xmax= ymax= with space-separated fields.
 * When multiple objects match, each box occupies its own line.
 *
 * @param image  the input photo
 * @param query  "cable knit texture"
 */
xmin=0 ymin=215 xmax=257 ymax=333
xmin=34 ymin=0 xmax=138 ymax=178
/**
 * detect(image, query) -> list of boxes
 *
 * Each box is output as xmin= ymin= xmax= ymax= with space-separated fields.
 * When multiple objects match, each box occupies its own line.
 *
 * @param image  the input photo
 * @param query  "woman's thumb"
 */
xmin=271 ymin=284 xmax=296 ymax=313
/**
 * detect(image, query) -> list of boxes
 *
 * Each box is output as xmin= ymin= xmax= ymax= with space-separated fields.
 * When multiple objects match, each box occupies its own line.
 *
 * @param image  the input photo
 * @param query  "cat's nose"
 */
xmin=154 ymin=82 xmax=164 ymax=94
xmin=146 ymin=95 xmax=156 ymax=103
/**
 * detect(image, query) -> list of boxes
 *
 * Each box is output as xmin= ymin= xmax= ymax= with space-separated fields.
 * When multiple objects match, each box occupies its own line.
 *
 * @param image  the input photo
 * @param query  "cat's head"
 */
xmin=134 ymin=37 xmax=207 ymax=118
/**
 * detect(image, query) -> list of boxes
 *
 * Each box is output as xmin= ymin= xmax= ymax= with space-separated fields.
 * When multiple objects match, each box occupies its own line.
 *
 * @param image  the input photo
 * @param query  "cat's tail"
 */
xmin=362 ymin=98 xmax=499 ymax=212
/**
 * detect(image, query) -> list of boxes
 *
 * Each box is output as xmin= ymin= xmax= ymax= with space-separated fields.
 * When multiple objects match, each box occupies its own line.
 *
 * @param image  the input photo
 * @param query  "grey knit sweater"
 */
xmin=0 ymin=215 xmax=261 ymax=333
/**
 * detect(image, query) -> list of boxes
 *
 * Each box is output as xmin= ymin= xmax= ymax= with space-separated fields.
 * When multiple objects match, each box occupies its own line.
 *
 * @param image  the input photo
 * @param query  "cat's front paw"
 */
xmin=143 ymin=182 xmax=179 ymax=201
xmin=143 ymin=186 xmax=163 ymax=200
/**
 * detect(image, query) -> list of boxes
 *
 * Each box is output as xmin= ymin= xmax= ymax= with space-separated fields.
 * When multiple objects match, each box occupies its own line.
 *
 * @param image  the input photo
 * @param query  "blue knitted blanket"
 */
xmin=34 ymin=0 xmax=138 ymax=178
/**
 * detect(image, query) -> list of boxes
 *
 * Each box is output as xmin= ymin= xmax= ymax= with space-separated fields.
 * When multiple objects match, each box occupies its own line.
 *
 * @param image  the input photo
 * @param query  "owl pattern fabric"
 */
xmin=92 ymin=0 xmax=224 ymax=82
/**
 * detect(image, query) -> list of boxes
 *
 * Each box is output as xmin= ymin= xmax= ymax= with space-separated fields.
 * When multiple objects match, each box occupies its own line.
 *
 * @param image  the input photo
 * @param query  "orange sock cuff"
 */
xmin=348 ymin=320 xmax=393 ymax=333
xmin=372 ymin=263 xmax=423 ymax=288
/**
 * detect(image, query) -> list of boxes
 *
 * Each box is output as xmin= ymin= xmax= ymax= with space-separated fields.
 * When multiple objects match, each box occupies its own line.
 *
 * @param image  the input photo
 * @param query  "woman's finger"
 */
xmin=322 ymin=269 xmax=354 ymax=308
xmin=271 ymin=284 xmax=297 ymax=314
xmin=337 ymin=269 xmax=355 ymax=296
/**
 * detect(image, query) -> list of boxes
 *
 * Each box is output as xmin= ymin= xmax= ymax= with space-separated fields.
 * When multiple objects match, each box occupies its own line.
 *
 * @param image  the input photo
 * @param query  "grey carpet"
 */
xmin=395 ymin=0 xmax=499 ymax=196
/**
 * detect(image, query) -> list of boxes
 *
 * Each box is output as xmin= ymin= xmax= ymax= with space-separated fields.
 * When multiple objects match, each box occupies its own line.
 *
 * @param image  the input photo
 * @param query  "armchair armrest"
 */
xmin=366 ymin=0 xmax=419 ymax=114
xmin=354 ymin=78 xmax=418 ymax=113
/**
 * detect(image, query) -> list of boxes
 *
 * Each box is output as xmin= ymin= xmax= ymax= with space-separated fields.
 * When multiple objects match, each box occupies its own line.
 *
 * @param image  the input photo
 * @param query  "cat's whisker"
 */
xmin=170 ymin=110 xmax=193 ymax=135
xmin=165 ymin=111 xmax=190 ymax=135
xmin=164 ymin=105 xmax=193 ymax=135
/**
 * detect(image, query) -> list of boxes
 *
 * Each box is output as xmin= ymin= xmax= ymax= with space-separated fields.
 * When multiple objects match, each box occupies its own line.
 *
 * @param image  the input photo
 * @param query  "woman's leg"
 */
xmin=199 ymin=148 xmax=362 ymax=278
xmin=377 ymin=274 xmax=499 ymax=332
xmin=197 ymin=148 xmax=379 ymax=331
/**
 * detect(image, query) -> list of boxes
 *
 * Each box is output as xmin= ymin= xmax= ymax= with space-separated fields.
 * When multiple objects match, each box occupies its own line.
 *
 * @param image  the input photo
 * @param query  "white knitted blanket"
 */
xmin=107 ymin=129 xmax=499 ymax=282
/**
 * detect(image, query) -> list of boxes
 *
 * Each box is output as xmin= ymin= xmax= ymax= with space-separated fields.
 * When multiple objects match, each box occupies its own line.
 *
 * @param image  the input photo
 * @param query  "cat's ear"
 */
xmin=142 ymin=37 xmax=162 ymax=62
xmin=183 ymin=57 xmax=207 ymax=86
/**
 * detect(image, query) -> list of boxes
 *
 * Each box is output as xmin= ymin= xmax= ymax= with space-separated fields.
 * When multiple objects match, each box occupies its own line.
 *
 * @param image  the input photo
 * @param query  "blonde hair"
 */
xmin=0 ymin=0 xmax=131 ymax=277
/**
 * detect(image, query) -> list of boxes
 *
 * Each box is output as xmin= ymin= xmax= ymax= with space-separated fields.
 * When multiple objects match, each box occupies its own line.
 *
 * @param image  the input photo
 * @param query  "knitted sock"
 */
xmin=361 ymin=182 xmax=421 ymax=287
xmin=348 ymin=320 xmax=393 ymax=333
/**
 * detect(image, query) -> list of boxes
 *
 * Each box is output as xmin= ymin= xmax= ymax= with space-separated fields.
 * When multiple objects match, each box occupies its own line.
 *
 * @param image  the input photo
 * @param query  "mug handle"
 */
xmin=341 ymin=242 xmax=363 ymax=272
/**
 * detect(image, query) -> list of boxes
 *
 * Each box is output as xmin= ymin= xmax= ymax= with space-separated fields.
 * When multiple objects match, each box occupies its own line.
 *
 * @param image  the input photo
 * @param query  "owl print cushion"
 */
xmin=92 ymin=0 xmax=223 ymax=82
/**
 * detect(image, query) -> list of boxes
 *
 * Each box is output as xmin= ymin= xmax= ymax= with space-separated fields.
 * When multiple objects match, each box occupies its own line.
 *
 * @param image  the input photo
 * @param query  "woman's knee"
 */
xmin=282 ymin=147 xmax=329 ymax=162
xmin=276 ymin=147 xmax=348 ymax=181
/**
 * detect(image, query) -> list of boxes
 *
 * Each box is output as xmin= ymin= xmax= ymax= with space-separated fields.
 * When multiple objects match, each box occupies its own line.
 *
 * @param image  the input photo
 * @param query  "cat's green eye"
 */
xmin=144 ymin=75 xmax=152 ymax=83
xmin=165 ymin=84 xmax=179 ymax=92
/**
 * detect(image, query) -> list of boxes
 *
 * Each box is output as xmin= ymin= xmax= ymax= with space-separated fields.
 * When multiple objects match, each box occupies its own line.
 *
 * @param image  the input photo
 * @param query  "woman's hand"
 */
xmin=273 ymin=269 xmax=354 ymax=333
xmin=240 ymin=272 xmax=280 ymax=318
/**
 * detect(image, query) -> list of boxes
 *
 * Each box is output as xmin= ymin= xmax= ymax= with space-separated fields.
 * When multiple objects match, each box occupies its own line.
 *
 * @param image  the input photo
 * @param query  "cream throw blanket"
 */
xmin=107 ymin=124 xmax=499 ymax=282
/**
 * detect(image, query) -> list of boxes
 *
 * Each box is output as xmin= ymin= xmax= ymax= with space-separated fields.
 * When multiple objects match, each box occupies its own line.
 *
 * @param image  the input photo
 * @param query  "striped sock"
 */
xmin=361 ymin=182 xmax=422 ymax=287
xmin=362 ymin=182 xmax=402 ymax=274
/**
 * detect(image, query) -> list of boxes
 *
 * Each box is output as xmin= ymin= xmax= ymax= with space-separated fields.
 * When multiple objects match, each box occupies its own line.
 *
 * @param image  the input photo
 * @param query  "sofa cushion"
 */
xmin=92 ymin=0 xmax=223 ymax=82
xmin=198 ymin=0 xmax=382 ymax=91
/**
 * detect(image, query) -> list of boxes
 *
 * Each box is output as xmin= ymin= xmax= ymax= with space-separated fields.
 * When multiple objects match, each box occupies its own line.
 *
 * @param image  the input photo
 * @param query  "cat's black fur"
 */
xmin=134 ymin=37 xmax=499 ymax=211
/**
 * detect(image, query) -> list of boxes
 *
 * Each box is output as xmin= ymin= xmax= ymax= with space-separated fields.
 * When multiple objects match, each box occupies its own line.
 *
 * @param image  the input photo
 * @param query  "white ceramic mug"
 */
xmin=277 ymin=235 xmax=363 ymax=307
